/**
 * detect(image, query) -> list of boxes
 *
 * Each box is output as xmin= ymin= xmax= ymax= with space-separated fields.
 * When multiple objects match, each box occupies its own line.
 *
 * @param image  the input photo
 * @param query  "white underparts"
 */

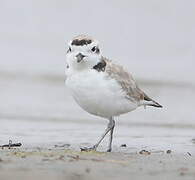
xmin=66 ymin=69 xmax=138 ymax=118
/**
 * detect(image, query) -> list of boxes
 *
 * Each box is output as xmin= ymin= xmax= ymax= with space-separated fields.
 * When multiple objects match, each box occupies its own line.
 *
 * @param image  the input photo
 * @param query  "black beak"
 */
xmin=76 ymin=53 xmax=86 ymax=63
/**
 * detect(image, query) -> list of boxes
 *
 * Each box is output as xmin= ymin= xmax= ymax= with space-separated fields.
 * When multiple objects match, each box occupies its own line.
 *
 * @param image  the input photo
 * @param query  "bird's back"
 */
xmin=104 ymin=58 xmax=162 ymax=108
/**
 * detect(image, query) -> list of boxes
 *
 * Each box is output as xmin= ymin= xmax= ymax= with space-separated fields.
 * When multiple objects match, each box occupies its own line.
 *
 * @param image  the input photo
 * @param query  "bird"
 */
xmin=65 ymin=35 xmax=162 ymax=152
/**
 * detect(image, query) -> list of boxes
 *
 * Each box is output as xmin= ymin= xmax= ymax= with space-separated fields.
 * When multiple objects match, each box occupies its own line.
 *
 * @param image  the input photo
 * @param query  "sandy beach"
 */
xmin=0 ymin=141 xmax=195 ymax=180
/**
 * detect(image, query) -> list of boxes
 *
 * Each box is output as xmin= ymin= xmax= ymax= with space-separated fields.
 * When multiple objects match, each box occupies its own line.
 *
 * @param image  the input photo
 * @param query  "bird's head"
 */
xmin=66 ymin=35 xmax=102 ymax=71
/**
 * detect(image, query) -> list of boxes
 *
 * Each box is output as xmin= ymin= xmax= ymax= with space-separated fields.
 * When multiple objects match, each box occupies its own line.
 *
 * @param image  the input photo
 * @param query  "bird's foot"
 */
xmin=107 ymin=148 xmax=112 ymax=152
xmin=80 ymin=145 xmax=97 ymax=152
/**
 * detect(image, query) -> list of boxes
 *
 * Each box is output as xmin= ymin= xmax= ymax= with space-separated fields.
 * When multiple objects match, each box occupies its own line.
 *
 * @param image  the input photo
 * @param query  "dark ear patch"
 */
xmin=71 ymin=39 xmax=92 ymax=46
xmin=93 ymin=59 xmax=106 ymax=72
xmin=96 ymin=47 xmax=100 ymax=54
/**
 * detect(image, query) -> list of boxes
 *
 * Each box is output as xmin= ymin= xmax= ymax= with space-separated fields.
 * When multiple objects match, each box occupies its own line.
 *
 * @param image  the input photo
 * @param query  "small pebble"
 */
xmin=85 ymin=168 xmax=91 ymax=173
xmin=139 ymin=150 xmax=151 ymax=155
xmin=120 ymin=144 xmax=127 ymax=147
xmin=67 ymin=155 xmax=80 ymax=160
xmin=54 ymin=144 xmax=71 ymax=148
xmin=58 ymin=155 xmax=65 ymax=160
xmin=166 ymin=150 xmax=172 ymax=154
xmin=180 ymin=172 xmax=185 ymax=176
xmin=42 ymin=158 xmax=50 ymax=161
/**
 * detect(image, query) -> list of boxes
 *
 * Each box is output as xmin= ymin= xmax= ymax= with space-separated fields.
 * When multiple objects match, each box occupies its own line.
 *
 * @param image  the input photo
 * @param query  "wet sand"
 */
xmin=0 ymin=144 xmax=195 ymax=180
xmin=0 ymin=118 xmax=195 ymax=180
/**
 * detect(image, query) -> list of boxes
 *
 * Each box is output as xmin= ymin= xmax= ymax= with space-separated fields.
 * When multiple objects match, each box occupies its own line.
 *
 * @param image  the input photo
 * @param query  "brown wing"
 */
xmin=103 ymin=57 xmax=162 ymax=108
xmin=103 ymin=57 xmax=144 ymax=102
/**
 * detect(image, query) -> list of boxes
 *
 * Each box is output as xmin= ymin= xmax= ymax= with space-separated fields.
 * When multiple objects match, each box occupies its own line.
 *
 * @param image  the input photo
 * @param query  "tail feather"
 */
xmin=143 ymin=93 xmax=163 ymax=108
xmin=146 ymin=100 xmax=163 ymax=108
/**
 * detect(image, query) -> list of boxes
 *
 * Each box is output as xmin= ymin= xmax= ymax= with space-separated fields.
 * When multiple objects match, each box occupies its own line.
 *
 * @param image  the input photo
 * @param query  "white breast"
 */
xmin=66 ymin=69 xmax=138 ymax=118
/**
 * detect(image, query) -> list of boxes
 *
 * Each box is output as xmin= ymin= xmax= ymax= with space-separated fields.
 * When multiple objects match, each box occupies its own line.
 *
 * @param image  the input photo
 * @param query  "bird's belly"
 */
xmin=66 ymin=71 xmax=137 ymax=118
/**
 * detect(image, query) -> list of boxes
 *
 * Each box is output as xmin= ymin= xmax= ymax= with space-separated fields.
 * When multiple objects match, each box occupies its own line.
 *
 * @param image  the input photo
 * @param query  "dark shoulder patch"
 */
xmin=71 ymin=39 xmax=92 ymax=46
xmin=93 ymin=59 xmax=106 ymax=72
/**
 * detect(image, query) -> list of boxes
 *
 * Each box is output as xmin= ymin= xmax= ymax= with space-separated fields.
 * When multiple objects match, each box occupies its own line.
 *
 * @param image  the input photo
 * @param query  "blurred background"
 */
xmin=0 ymin=0 xmax=194 ymax=150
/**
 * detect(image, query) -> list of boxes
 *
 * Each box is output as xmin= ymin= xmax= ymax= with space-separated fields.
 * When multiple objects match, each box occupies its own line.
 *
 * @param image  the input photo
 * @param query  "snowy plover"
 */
xmin=65 ymin=35 xmax=162 ymax=152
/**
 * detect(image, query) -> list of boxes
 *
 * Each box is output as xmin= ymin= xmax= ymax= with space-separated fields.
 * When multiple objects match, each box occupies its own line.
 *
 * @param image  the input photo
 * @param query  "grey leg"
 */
xmin=81 ymin=117 xmax=115 ymax=152
xmin=107 ymin=117 xmax=115 ymax=152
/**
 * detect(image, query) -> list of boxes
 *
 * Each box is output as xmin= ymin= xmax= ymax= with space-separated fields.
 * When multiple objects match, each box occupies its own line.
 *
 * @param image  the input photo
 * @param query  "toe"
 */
xmin=107 ymin=148 xmax=112 ymax=152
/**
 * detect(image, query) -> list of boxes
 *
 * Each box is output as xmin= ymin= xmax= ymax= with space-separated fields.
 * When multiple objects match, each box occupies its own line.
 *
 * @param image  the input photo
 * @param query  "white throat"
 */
xmin=66 ymin=55 xmax=101 ymax=75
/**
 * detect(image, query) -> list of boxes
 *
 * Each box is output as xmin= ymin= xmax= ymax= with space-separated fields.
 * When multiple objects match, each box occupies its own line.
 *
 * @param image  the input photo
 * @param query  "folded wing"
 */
xmin=104 ymin=57 xmax=162 ymax=108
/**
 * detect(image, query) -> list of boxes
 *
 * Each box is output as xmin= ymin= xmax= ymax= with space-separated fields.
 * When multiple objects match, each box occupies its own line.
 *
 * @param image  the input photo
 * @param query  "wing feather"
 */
xmin=103 ymin=57 xmax=162 ymax=108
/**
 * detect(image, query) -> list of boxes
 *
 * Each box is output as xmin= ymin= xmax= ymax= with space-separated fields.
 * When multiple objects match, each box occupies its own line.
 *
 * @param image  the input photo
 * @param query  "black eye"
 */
xmin=91 ymin=46 xmax=96 ymax=52
xmin=96 ymin=47 xmax=100 ymax=53
xmin=67 ymin=47 xmax=71 ymax=53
